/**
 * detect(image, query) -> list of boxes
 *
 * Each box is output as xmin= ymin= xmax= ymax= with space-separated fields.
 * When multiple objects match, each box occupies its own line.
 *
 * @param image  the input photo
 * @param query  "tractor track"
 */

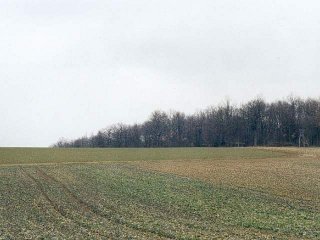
xmin=35 ymin=167 xmax=93 ymax=213
xmin=34 ymin=166 xmax=174 ymax=239
xmin=19 ymin=167 xmax=105 ymax=239
xmin=20 ymin=167 xmax=69 ymax=218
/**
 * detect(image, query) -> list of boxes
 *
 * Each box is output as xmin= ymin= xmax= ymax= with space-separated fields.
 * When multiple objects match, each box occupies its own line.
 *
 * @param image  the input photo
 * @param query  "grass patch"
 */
xmin=0 ymin=147 xmax=287 ymax=165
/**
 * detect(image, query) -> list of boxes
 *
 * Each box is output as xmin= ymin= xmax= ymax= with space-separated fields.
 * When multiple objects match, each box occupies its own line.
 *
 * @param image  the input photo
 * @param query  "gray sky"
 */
xmin=1 ymin=0 xmax=320 ymax=147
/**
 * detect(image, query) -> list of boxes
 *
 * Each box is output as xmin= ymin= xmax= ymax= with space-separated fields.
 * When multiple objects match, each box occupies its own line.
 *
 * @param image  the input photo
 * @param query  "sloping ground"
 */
xmin=137 ymin=156 xmax=320 ymax=210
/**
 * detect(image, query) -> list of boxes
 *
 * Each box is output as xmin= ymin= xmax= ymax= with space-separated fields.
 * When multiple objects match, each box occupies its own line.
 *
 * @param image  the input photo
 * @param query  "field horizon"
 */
xmin=0 ymin=147 xmax=292 ymax=165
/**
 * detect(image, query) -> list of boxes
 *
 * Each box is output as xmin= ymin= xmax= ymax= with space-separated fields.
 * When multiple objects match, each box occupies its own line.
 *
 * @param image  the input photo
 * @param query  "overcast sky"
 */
xmin=1 ymin=0 xmax=320 ymax=147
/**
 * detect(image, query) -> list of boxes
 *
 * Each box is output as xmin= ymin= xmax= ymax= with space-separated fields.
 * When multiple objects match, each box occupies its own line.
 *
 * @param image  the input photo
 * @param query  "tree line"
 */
xmin=53 ymin=96 xmax=320 ymax=148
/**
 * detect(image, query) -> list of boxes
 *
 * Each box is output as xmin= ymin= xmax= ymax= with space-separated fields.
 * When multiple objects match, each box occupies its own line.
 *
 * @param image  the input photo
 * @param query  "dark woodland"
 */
xmin=54 ymin=97 xmax=320 ymax=148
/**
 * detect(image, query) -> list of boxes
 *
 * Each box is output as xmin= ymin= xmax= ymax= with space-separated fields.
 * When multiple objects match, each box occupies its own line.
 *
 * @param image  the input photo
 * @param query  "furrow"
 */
xmin=35 ymin=167 xmax=175 ymax=240
xmin=20 ymin=167 xmax=104 ymax=239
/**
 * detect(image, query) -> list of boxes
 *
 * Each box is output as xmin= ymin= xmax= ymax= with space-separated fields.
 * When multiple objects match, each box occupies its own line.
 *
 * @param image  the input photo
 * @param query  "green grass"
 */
xmin=0 ymin=147 xmax=286 ymax=165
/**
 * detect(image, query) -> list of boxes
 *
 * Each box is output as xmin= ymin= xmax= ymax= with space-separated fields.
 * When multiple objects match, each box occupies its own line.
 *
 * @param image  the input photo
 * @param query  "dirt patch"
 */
xmin=136 ymin=155 xmax=320 ymax=209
